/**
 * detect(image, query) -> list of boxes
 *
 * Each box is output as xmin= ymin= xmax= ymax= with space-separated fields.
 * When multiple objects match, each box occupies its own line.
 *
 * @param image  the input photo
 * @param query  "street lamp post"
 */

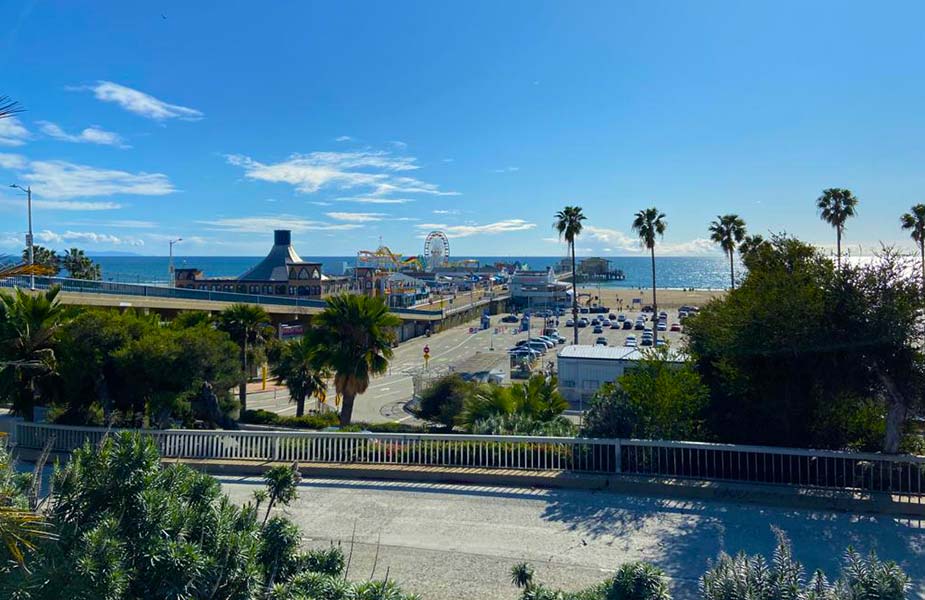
xmin=168 ymin=238 xmax=183 ymax=287
xmin=9 ymin=184 xmax=33 ymax=290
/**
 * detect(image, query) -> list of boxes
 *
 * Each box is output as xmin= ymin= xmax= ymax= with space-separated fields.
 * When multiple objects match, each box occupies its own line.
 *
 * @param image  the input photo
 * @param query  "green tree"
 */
xmin=632 ymin=208 xmax=667 ymax=343
xmin=61 ymin=248 xmax=101 ymax=280
xmin=414 ymin=374 xmax=475 ymax=429
xmin=218 ymin=303 xmax=271 ymax=413
xmin=0 ymin=286 xmax=68 ymax=419
xmin=23 ymin=245 xmax=60 ymax=276
xmin=708 ymin=214 xmax=746 ymax=289
xmin=273 ymin=336 xmax=329 ymax=417
xmin=511 ymin=562 xmax=535 ymax=590
xmin=310 ymin=294 xmax=401 ymax=425
xmin=816 ymin=188 xmax=859 ymax=269
xmin=460 ymin=374 xmax=570 ymax=432
xmin=0 ymin=444 xmax=51 ymax=571
xmin=554 ymin=206 xmax=587 ymax=345
xmin=260 ymin=463 xmax=302 ymax=525
xmin=900 ymin=203 xmax=925 ymax=297
xmin=581 ymin=347 xmax=708 ymax=441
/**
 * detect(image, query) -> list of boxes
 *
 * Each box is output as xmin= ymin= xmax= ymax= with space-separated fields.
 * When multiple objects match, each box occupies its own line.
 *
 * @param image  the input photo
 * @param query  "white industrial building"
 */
xmin=556 ymin=345 xmax=688 ymax=407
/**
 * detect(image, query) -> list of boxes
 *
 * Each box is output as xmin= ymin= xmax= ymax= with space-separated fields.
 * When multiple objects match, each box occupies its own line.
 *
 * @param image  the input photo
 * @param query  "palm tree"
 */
xmin=632 ymin=207 xmax=667 ymax=343
xmin=61 ymin=248 xmax=101 ymax=280
xmin=738 ymin=234 xmax=767 ymax=260
xmin=0 ymin=287 xmax=67 ymax=419
xmin=900 ymin=204 xmax=925 ymax=293
xmin=0 ymin=95 xmax=23 ymax=120
xmin=273 ymin=336 xmax=329 ymax=417
xmin=217 ymin=303 xmax=270 ymax=413
xmin=708 ymin=214 xmax=747 ymax=289
xmin=816 ymin=188 xmax=859 ymax=268
xmin=554 ymin=206 xmax=586 ymax=344
xmin=310 ymin=294 xmax=401 ymax=425
xmin=510 ymin=562 xmax=535 ymax=590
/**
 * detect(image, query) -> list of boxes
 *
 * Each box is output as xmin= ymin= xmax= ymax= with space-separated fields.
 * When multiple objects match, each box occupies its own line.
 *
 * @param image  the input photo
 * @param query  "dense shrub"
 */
xmin=241 ymin=409 xmax=341 ymax=429
xmin=414 ymin=374 xmax=474 ymax=428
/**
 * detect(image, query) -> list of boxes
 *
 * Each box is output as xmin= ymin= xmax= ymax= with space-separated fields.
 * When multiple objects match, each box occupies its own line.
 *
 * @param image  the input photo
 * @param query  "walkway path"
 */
xmin=218 ymin=476 xmax=925 ymax=599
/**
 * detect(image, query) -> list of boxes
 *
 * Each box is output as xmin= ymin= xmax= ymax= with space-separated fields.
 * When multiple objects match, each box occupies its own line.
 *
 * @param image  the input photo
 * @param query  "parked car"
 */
xmin=595 ymin=336 xmax=607 ymax=345
xmin=622 ymin=320 xmax=633 ymax=330
xmin=670 ymin=323 xmax=682 ymax=332
xmin=640 ymin=337 xmax=653 ymax=346
xmin=578 ymin=318 xmax=589 ymax=327
xmin=625 ymin=335 xmax=637 ymax=347
xmin=536 ymin=336 xmax=557 ymax=348
xmin=592 ymin=325 xmax=603 ymax=334
xmin=501 ymin=314 xmax=519 ymax=323
xmin=608 ymin=313 xmax=617 ymax=320
xmin=657 ymin=321 xmax=667 ymax=331
xmin=525 ymin=341 xmax=549 ymax=354
xmin=515 ymin=339 xmax=529 ymax=347
xmin=565 ymin=319 xmax=575 ymax=327
xmin=617 ymin=314 xmax=626 ymax=322
xmin=634 ymin=322 xmax=645 ymax=330
xmin=655 ymin=338 xmax=667 ymax=347
xmin=601 ymin=319 xmax=611 ymax=327
xmin=658 ymin=311 xmax=668 ymax=319
xmin=610 ymin=322 xmax=621 ymax=329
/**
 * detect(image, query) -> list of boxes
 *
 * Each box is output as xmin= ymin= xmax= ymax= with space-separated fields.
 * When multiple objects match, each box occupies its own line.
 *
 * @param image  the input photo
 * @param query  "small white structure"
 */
xmin=556 ymin=345 xmax=687 ymax=407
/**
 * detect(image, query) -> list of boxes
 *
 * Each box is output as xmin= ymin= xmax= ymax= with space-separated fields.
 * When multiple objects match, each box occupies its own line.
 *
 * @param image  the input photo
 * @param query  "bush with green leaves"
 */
xmin=459 ymin=374 xmax=569 ymax=432
xmin=2 ymin=432 xmax=420 ymax=600
xmin=414 ymin=374 xmax=476 ymax=428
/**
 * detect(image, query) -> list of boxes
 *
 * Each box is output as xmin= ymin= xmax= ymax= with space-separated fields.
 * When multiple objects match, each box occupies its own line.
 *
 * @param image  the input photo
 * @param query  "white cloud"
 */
xmin=309 ymin=201 xmax=332 ymax=206
xmin=491 ymin=166 xmax=519 ymax=173
xmin=433 ymin=209 xmax=460 ymax=215
xmin=659 ymin=238 xmax=719 ymax=256
xmin=336 ymin=196 xmax=415 ymax=204
xmin=32 ymin=200 xmax=122 ymax=211
xmin=335 ymin=135 xmax=353 ymax=142
xmin=0 ymin=152 xmax=27 ymax=169
xmin=325 ymin=211 xmax=386 ymax=223
xmin=582 ymin=225 xmax=639 ymax=251
xmin=0 ymin=117 xmax=30 ymax=146
xmin=3 ymin=157 xmax=174 ymax=199
xmin=85 ymin=81 xmax=203 ymax=121
xmin=415 ymin=219 xmax=536 ymax=238
xmin=569 ymin=225 xmax=720 ymax=256
xmin=200 ymin=215 xmax=363 ymax=233
xmin=37 ymin=121 xmax=129 ymax=148
xmin=36 ymin=229 xmax=144 ymax=246
xmin=226 ymin=149 xmax=457 ymax=198
xmin=389 ymin=140 xmax=408 ymax=149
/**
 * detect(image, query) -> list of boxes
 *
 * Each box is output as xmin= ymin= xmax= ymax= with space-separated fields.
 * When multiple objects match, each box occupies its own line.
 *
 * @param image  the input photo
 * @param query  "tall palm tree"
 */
xmin=273 ymin=336 xmax=329 ymax=417
xmin=738 ymin=234 xmax=767 ymax=259
xmin=816 ymin=188 xmax=859 ymax=268
xmin=708 ymin=214 xmax=747 ymax=289
xmin=217 ymin=303 xmax=270 ymax=412
xmin=632 ymin=207 xmax=667 ymax=343
xmin=310 ymin=294 xmax=401 ymax=425
xmin=0 ymin=287 xmax=67 ymax=419
xmin=900 ymin=203 xmax=925 ymax=296
xmin=554 ymin=206 xmax=586 ymax=345
xmin=0 ymin=95 xmax=24 ymax=120
xmin=61 ymin=248 xmax=101 ymax=280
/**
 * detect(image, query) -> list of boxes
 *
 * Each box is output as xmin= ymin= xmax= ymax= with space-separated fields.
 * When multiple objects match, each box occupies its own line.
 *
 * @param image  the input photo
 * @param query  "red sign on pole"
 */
xmin=423 ymin=345 xmax=430 ymax=354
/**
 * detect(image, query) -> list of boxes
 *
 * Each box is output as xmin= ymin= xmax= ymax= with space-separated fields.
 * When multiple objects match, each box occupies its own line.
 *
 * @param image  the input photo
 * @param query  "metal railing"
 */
xmin=0 ymin=276 xmax=443 ymax=318
xmin=13 ymin=422 xmax=925 ymax=499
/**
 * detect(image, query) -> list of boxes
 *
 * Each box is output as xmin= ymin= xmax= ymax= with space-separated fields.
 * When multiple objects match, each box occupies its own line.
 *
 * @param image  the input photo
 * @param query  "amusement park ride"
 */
xmin=356 ymin=230 xmax=457 ymax=273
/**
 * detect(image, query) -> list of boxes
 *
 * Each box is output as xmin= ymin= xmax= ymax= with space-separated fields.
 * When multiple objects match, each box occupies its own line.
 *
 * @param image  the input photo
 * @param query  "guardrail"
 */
xmin=0 ymin=276 xmax=442 ymax=318
xmin=13 ymin=422 xmax=925 ymax=499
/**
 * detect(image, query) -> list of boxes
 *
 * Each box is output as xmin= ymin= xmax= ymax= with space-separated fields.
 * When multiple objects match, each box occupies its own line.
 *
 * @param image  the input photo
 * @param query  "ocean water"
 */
xmin=92 ymin=255 xmax=737 ymax=290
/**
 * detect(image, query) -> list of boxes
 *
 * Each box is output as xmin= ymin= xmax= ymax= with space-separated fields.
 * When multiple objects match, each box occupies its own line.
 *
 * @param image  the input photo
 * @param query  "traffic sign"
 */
xmin=423 ymin=345 xmax=430 ymax=354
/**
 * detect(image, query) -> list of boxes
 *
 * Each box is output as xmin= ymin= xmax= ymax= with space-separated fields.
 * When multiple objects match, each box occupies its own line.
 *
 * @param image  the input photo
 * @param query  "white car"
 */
xmin=625 ymin=335 xmax=637 ymax=347
xmin=656 ymin=321 xmax=667 ymax=331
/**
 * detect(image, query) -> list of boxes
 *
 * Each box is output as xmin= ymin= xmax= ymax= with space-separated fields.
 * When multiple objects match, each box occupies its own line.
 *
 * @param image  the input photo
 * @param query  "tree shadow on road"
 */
xmin=538 ymin=487 xmax=925 ymax=598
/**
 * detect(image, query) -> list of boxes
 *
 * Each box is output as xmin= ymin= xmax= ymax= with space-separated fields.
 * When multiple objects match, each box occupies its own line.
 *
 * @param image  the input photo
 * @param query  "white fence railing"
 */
xmin=13 ymin=422 xmax=925 ymax=499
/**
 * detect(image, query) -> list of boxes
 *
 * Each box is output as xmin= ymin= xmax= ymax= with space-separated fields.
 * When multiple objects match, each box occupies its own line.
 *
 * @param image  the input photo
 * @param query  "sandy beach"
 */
xmin=578 ymin=286 xmax=726 ymax=311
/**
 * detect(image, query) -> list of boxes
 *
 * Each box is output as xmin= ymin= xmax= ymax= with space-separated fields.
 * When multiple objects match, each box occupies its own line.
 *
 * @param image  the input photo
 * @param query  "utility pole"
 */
xmin=169 ymin=238 xmax=183 ymax=287
xmin=9 ymin=184 xmax=34 ymax=290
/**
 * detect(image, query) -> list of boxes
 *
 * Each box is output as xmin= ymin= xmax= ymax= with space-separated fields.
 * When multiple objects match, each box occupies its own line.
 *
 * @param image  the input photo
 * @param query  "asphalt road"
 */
xmin=218 ymin=476 xmax=925 ymax=599
xmin=247 ymin=309 xmax=688 ymax=423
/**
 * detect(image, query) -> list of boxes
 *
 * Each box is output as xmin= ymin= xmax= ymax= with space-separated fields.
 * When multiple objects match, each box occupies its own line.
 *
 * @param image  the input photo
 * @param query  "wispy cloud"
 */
xmin=83 ymin=81 xmax=203 ymax=121
xmin=335 ymin=196 xmax=416 ymax=205
xmin=389 ymin=140 xmax=408 ymax=149
xmin=37 ymin=121 xmax=129 ymax=148
xmin=1 ymin=156 xmax=174 ymax=200
xmin=574 ymin=225 xmax=719 ymax=256
xmin=0 ymin=118 xmax=30 ymax=147
xmin=36 ymin=229 xmax=144 ymax=246
xmin=335 ymin=135 xmax=353 ymax=142
xmin=225 ymin=149 xmax=458 ymax=198
xmin=433 ymin=209 xmax=460 ymax=215
xmin=325 ymin=211 xmax=386 ymax=223
xmin=415 ymin=219 xmax=536 ymax=238
xmin=309 ymin=201 xmax=333 ymax=206
xmin=491 ymin=166 xmax=520 ymax=173
xmin=31 ymin=200 xmax=122 ymax=211
xmin=200 ymin=215 xmax=363 ymax=233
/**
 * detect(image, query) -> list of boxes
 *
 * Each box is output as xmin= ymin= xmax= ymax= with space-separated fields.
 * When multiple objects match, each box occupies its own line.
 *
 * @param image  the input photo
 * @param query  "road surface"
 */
xmin=218 ymin=476 xmax=925 ymax=599
xmin=247 ymin=310 xmax=687 ymax=423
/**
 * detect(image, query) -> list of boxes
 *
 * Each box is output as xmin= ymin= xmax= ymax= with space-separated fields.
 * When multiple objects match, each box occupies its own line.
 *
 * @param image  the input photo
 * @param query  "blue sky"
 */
xmin=2 ymin=1 xmax=925 ymax=257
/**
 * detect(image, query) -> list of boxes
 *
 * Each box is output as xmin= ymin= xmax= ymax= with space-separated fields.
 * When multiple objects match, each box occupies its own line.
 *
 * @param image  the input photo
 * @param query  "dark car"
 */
xmin=501 ymin=314 xmax=519 ymax=323
xmin=610 ymin=322 xmax=621 ymax=329
xmin=595 ymin=336 xmax=607 ymax=345
xmin=634 ymin=321 xmax=645 ymax=330
xmin=592 ymin=326 xmax=603 ymax=334
xmin=622 ymin=320 xmax=633 ymax=330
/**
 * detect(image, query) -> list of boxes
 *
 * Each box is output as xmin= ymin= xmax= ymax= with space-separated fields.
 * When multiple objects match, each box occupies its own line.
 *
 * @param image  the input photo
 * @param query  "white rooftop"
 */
xmin=557 ymin=344 xmax=687 ymax=362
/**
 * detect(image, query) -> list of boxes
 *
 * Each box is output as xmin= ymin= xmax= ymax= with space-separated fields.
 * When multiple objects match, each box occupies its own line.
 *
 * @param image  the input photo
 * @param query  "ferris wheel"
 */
xmin=423 ymin=230 xmax=450 ymax=270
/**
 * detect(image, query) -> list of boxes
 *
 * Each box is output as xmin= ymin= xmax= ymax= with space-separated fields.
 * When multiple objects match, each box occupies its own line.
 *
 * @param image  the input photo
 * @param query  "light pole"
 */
xmin=9 ymin=184 xmax=33 ymax=290
xmin=168 ymin=238 xmax=183 ymax=287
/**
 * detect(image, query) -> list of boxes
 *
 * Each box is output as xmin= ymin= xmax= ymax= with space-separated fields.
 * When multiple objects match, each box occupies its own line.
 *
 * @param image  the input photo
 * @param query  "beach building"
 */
xmin=556 ymin=345 xmax=687 ymax=406
xmin=509 ymin=267 xmax=570 ymax=309
xmin=174 ymin=230 xmax=352 ymax=299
